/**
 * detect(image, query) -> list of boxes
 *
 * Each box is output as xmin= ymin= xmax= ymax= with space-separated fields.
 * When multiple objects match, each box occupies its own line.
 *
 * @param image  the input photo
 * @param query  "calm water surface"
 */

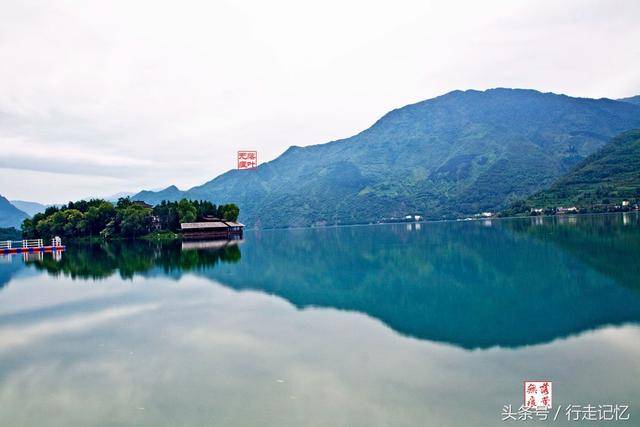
xmin=1 ymin=214 xmax=639 ymax=426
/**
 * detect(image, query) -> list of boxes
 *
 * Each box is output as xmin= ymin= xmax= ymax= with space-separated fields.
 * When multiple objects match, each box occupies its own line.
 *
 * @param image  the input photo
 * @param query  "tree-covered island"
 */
xmin=21 ymin=198 xmax=239 ymax=240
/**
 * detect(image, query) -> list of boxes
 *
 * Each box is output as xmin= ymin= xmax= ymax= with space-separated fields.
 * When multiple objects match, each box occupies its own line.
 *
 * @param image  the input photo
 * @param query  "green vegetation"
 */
xmin=21 ymin=197 xmax=239 ymax=240
xmin=132 ymin=88 xmax=640 ymax=227
xmin=0 ymin=227 xmax=21 ymax=241
xmin=504 ymin=129 xmax=640 ymax=215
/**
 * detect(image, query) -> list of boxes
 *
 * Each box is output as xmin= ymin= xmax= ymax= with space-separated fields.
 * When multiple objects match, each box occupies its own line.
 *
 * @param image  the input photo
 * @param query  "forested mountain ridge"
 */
xmin=0 ymin=195 xmax=28 ymax=229
xmin=133 ymin=88 xmax=640 ymax=227
xmin=515 ymin=129 xmax=640 ymax=210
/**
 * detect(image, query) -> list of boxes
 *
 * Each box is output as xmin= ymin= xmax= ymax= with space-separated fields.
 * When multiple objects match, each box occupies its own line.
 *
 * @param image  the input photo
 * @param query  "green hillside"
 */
xmin=0 ymin=195 xmax=28 ymax=229
xmin=516 ymin=129 xmax=640 ymax=211
xmin=134 ymin=89 xmax=640 ymax=228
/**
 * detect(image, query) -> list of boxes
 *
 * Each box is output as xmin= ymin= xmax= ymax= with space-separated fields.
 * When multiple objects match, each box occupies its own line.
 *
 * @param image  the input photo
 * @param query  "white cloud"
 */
xmin=0 ymin=303 xmax=159 ymax=350
xmin=0 ymin=0 xmax=639 ymax=203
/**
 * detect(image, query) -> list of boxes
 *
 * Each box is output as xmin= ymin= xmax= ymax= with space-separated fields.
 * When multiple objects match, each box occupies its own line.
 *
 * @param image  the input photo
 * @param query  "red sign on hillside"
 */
xmin=237 ymin=151 xmax=257 ymax=170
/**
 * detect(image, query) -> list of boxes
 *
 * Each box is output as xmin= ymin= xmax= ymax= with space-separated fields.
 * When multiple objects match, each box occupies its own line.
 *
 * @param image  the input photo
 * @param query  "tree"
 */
xmin=153 ymin=201 xmax=181 ymax=231
xmin=62 ymin=209 xmax=84 ymax=237
xmin=177 ymin=199 xmax=197 ymax=223
xmin=43 ymin=206 xmax=59 ymax=216
xmin=119 ymin=205 xmax=152 ymax=237
xmin=194 ymin=200 xmax=216 ymax=219
xmin=35 ymin=220 xmax=49 ymax=239
xmin=21 ymin=218 xmax=35 ymax=239
xmin=84 ymin=202 xmax=115 ymax=235
xmin=218 ymin=204 xmax=240 ymax=221
xmin=116 ymin=197 xmax=133 ymax=209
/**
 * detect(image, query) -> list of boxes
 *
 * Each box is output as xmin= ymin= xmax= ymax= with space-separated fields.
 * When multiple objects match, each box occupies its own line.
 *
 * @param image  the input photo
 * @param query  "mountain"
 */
xmin=522 ymin=129 xmax=640 ymax=208
xmin=104 ymin=191 xmax=136 ymax=202
xmin=72 ymin=191 xmax=135 ymax=203
xmin=132 ymin=185 xmax=184 ymax=205
xmin=10 ymin=200 xmax=49 ymax=217
xmin=0 ymin=195 xmax=28 ymax=228
xmin=0 ymin=227 xmax=21 ymax=240
xmin=134 ymin=88 xmax=640 ymax=228
xmin=619 ymin=95 xmax=640 ymax=106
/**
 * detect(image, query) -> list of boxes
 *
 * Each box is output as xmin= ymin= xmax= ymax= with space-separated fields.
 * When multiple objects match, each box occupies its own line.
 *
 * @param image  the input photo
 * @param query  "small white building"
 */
xmin=556 ymin=206 xmax=578 ymax=214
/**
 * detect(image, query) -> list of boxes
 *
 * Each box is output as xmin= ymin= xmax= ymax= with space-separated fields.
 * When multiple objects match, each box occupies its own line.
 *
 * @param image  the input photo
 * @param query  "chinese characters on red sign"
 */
xmin=524 ymin=381 xmax=552 ymax=409
xmin=237 ymin=151 xmax=258 ymax=170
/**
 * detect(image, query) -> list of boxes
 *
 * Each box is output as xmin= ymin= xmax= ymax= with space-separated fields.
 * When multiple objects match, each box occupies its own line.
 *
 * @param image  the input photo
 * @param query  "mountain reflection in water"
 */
xmin=4 ymin=213 xmax=640 ymax=350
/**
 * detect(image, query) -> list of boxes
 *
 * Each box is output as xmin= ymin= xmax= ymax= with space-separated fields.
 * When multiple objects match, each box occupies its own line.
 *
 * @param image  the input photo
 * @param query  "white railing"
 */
xmin=22 ymin=239 xmax=43 ymax=248
xmin=0 ymin=240 xmax=44 ymax=249
xmin=0 ymin=238 xmax=62 ymax=250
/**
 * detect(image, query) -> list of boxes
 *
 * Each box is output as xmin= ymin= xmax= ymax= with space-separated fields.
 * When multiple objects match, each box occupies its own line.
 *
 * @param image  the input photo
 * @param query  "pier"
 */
xmin=0 ymin=237 xmax=66 ymax=255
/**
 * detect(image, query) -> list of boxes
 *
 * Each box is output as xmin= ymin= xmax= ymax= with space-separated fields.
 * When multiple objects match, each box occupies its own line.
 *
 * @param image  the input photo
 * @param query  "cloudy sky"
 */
xmin=1 ymin=0 xmax=639 ymax=204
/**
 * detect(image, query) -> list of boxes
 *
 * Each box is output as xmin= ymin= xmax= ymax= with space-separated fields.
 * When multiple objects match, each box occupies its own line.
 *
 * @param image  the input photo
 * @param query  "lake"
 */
xmin=1 ymin=213 xmax=639 ymax=426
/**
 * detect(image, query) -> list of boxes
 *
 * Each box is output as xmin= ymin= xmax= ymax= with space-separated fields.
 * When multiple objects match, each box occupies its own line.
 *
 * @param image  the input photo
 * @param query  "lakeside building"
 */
xmin=131 ymin=200 xmax=161 ymax=230
xmin=556 ymin=206 xmax=579 ymax=214
xmin=473 ymin=212 xmax=494 ymax=218
xmin=382 ymin=214 xmax=424 ymax=223
xmin=404 ymin=214 xmax=423 ymax=221
xmin=180 ymin=218 xmax=244 ymax=240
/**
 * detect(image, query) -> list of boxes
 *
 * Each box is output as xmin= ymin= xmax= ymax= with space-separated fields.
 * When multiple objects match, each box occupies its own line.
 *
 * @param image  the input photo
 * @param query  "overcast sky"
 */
xmin=1 ymin=0 xmax=639 ymax=204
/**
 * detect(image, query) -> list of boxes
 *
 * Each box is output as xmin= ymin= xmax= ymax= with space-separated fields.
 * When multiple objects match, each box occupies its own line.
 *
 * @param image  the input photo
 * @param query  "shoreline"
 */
xmin=243 ymin=210 xmax=640 ymax=232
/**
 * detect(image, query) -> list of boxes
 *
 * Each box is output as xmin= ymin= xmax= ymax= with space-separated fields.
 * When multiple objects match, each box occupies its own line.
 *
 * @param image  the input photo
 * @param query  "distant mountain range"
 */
xmin=132 ymin=185 xmax=184 ymax=206
xmin=10 ymin=200 xmax=50 ymax=217
xmin=0 ymin=190 xmax=161 ymax=230
xmin=132 ymin=88 xmax=640 ymax=227
xmin=0 ymin=195 xmax=28 ymax=228
xmin=102 ymin=191 xmax=136 ymax=202
xmin=522 ymin=129 xmax=640 ymax=209
xmin=5 ymin=192 xmax=134 ymax=221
